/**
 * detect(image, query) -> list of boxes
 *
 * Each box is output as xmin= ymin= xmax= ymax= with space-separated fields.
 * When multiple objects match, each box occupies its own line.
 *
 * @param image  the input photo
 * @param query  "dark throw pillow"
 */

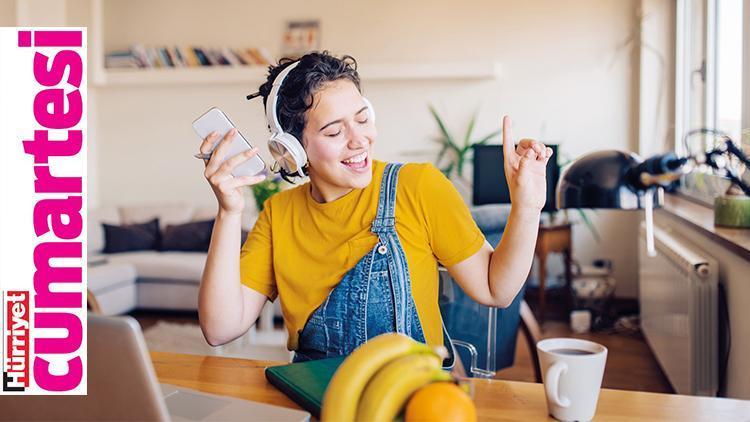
xmin=160 ymin=219 xmax=215 ymax=252
xmin=102 ymin=218 xmax=160 ymax=253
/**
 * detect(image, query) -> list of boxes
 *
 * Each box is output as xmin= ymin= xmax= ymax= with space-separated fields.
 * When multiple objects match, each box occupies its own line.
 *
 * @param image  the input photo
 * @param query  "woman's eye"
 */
xmin=357 ymin=118 xmax=368 ymax=125
xmin=326 ymin=131 xmax=341 ymax=137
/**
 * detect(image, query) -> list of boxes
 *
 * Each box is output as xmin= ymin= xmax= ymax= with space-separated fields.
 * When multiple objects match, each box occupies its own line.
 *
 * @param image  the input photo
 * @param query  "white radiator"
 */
xmin=638 ymin=222 xmax=718 ymax=396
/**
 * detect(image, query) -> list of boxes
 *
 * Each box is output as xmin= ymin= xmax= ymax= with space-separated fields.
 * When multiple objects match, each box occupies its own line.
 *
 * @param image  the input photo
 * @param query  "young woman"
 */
xmin=197 ymin=51 xmax=552 ymax=365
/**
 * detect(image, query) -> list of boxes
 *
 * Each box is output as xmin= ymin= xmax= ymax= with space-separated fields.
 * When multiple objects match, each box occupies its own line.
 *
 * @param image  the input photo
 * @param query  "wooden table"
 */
xmin=534 ymin=223 xmax=573 ymax=324
xmin=151 ymin=351 xmax=750 ymax=421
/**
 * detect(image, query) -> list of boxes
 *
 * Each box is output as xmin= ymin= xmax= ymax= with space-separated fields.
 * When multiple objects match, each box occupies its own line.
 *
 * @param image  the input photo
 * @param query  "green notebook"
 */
xmin=265 ymin=357 xmax=345 ymax=418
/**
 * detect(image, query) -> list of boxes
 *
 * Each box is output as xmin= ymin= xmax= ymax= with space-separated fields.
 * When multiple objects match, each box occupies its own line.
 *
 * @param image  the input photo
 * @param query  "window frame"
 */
xmin=675 ymin=0 xmax=746 ymax=205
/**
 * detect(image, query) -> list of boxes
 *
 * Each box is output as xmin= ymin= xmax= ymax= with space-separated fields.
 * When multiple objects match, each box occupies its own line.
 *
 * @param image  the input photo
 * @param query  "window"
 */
xmin=713 ymin=0 xmax=743 ymax=142
xmin=676 ymin=0 xmax=746 ymax=204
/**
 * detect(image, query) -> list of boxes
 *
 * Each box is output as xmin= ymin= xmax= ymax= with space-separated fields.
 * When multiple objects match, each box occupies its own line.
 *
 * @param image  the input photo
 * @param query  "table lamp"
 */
xmin=555 ymin=129 xmax=750 ymax=254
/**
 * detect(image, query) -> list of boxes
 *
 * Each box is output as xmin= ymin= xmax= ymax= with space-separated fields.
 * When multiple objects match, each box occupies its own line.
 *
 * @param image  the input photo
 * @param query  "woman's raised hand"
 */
xmin=501 ymin=116 xmax=553 ymax=212
xmin=199 ymin=129 xmax=266 ymax=215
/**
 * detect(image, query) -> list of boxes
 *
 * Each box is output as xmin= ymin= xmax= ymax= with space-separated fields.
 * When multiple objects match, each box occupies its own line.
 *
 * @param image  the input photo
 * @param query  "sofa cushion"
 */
xmin=88 ymin=207 xmax=120 ymax=254
xmin=137 ymin=281 xmax=200 ymax=311
xmin=104 ymin=251 xmax=207 ymax=282
xmin=87 ymin=262 xmax=137 ymax=293
xmin=103 ymin=218 xmax=161 ymax=253
xmin=161 ymin=219 xmax=214 ymax=252
xmin=94 ymin=283 xmax=137 ymax=316
xmin=120 ymin=203 xmax=195 ymax=230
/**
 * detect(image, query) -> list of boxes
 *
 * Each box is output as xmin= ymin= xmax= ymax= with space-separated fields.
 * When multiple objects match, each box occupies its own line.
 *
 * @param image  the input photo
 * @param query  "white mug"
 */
xmin=570 ymin=310 xmax=592 ymax=333
xmin=537 ymin=338 xmax=608 ymax=421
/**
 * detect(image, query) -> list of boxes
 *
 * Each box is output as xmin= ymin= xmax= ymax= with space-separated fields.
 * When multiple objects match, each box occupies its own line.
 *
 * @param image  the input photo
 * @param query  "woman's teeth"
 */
xmin=342 ymin=152 xmax=367 ymax=167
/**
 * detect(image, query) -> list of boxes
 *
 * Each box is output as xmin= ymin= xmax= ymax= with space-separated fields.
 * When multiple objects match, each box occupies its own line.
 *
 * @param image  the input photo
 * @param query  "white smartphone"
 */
xmin=192 ymin=107 xmax=266 ymax=177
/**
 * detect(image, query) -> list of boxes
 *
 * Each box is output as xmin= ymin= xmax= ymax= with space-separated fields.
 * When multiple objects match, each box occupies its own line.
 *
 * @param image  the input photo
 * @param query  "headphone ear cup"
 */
xmin=268 ymin=132 xmax=308 ymax=175
xmin=363 ymin=97 xmax=376 ymax=124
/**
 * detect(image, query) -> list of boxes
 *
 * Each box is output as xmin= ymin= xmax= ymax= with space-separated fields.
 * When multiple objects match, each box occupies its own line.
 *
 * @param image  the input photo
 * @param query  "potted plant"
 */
xmin=428 ymin=105 xmax=601 ymax=241
xmin=429 ymin=105 xmax=500 ymax=197
xmin=250 ymin=174 xmax=285 ymax=211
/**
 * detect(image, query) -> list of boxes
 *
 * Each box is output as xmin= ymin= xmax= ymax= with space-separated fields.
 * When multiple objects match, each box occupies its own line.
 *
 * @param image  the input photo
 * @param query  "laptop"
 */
xmin=0 ymin=315 xmax=310 ymax=421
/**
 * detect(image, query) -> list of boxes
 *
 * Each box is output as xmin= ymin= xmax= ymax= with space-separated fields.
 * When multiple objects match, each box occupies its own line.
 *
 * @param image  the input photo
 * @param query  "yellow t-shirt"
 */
xmin=239 ymin=160 xmax=485 ymax=351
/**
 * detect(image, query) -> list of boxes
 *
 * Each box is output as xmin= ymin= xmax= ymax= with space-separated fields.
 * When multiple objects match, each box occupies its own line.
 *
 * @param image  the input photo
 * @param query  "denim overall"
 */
xmin=293 ymin=163 xmax=455 ymax=369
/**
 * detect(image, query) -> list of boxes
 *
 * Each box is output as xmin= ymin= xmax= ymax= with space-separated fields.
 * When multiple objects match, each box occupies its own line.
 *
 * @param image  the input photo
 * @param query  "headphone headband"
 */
xmin=260 ymin=58 xmax=375 ymax=181
xmin=265 ymin=61 xmax=300 ymax=135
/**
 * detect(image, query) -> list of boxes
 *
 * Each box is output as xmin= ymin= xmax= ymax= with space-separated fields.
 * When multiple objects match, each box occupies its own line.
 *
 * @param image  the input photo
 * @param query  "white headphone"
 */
xmin=265 ymin=60 xmax=376 ymax=177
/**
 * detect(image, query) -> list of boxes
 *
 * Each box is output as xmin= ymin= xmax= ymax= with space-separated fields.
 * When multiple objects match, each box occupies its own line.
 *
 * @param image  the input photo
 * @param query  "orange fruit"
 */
xmin=404 ymin=381 xmax=477 ymax=422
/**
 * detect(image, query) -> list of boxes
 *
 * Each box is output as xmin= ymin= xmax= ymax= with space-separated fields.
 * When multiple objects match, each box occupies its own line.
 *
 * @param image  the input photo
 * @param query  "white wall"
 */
xmin=639 ymin=0 xmax=676 ymax=158
xmin=0 ymin=0 xmax=16 ymax=26
xmin=15 ymin=0 xmax=66 ymax=26
xmin=84 ymin=0 xmax=643 ymax=296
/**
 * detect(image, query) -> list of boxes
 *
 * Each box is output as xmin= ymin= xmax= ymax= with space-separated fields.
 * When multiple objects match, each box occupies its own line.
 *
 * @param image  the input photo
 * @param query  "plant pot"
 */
xmin=714 ymin=195 xmax=750 ymax=228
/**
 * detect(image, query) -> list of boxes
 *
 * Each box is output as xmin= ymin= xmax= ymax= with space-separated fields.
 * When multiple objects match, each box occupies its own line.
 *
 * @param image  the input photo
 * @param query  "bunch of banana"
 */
xmin=356 ymin=351 xmax=454 ymax=421
xmin=320 ymin=332 xmax=453 ymax=422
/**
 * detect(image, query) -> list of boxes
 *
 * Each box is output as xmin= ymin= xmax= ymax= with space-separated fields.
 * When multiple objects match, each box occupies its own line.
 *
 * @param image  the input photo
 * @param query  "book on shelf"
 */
xmin=221 ymin=46 xmax=242 ymax=66
xmin=104 ymin=44 xmax=272 ymax=70
xmin=146 ymin=47 xmax=161 ymax=68
xmin=204 ymin=48 xmax=228 ymax=66
xmin=172 ymin=46 xmax=186 ymax=67
xmin=104 ymin=50 xmax=140 ymax=69
xmin=130 ymin=44 xmax=149 ymax=67
xmin=179 ymin=46 xmax=199 ymax=67
xmin=164 ymin=47 xmax=181 ymax=67
xmin=192 ymin=47 xmax=210 ymax=66
xmin=158 ymin=47 xmax=173 ymax=67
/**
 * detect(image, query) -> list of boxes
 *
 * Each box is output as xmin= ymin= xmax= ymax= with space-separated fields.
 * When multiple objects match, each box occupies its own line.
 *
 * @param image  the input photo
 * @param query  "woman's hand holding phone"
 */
xmin=200 ymin=129 xmax=267 ymax=215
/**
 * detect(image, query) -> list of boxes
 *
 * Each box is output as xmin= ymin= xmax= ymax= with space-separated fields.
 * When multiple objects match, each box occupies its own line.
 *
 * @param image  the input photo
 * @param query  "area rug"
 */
xmin=143 ymin=321 xmax=293 ymax=363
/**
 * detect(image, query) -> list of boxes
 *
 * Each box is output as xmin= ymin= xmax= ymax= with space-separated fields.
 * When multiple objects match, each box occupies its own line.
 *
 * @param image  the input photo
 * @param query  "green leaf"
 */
xmin=463 ymin=111 xmax=477 ymax=148
xmin=429 ymin=105 xmax=460 ymax=153
xmin=250 ymin=178 xmax=283 ymax=211
xmin=442 ymin=162 xmax=455 ymax=178
xmin=436 ymin=144 xmax=449 ymax=166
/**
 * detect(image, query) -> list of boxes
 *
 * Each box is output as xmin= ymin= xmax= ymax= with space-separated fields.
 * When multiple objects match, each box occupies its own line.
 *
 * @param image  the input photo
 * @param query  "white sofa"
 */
xmin=87 ymin=203 xmax=280 ymax=323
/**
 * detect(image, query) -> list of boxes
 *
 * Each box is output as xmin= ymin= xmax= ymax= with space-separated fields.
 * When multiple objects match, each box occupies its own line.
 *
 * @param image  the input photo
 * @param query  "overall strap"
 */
xmin=371 ymin=163 xmax=402 ymax=234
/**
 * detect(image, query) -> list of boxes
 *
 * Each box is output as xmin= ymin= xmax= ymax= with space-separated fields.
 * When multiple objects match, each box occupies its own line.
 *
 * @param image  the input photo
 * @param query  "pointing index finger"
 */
xmin=502 ymin=115 xmax=515 ymax=167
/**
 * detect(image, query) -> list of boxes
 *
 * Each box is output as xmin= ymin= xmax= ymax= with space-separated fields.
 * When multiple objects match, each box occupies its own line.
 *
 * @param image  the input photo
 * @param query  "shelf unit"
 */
xmin=89 ymin=0 xmax=501 ymax=87
xmin=93 ymin=60 xmax=502 ymax=87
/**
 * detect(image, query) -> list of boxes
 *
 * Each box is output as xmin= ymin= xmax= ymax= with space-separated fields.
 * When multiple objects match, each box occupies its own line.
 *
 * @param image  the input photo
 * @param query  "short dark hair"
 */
xmin=258 ymin=51 xmax=361 ymax=144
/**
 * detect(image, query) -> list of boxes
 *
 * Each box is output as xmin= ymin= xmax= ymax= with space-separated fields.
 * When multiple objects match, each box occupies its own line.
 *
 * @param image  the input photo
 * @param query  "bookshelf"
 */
xmin=89 ymin=1 xmax=501 ymax=87
xmin=93 ymin=60 xmax=502 ymax=87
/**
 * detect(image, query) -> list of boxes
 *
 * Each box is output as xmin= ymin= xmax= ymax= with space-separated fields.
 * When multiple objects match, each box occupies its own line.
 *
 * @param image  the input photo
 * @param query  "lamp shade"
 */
xmin=556 ymin=150 xmax=662 ymax=210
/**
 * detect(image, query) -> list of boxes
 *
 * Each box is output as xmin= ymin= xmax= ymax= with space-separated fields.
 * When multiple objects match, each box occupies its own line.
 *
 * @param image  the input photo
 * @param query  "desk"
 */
xmin=151 ymin=351 xmax=750 ymax=421
xmin=534 ymin=223 xmax=573 ymax=324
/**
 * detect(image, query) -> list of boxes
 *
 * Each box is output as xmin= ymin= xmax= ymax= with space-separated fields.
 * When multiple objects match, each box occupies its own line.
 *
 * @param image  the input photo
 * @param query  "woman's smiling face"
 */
xmin=301 ymin=78 xmax=377 ymax=203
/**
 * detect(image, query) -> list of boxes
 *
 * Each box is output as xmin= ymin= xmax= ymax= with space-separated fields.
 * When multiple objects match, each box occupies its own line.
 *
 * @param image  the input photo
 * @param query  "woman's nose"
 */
xmin=347 ymin=124 xmax=369 ymax=149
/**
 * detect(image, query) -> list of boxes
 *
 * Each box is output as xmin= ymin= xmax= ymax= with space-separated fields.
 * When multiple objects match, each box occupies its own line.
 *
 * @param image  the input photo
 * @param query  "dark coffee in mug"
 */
xmin=538 ymin=338 xmax=608 ymax=421
xmin=549 ymin=348 xmax=595 ymax=356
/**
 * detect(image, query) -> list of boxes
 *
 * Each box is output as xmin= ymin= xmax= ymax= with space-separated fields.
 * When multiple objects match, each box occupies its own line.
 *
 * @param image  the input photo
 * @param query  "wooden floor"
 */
xmin=130 ymin=309 xmax=200 ymax=331
xmin=130 ymin=307 xmax=674 ymax=394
